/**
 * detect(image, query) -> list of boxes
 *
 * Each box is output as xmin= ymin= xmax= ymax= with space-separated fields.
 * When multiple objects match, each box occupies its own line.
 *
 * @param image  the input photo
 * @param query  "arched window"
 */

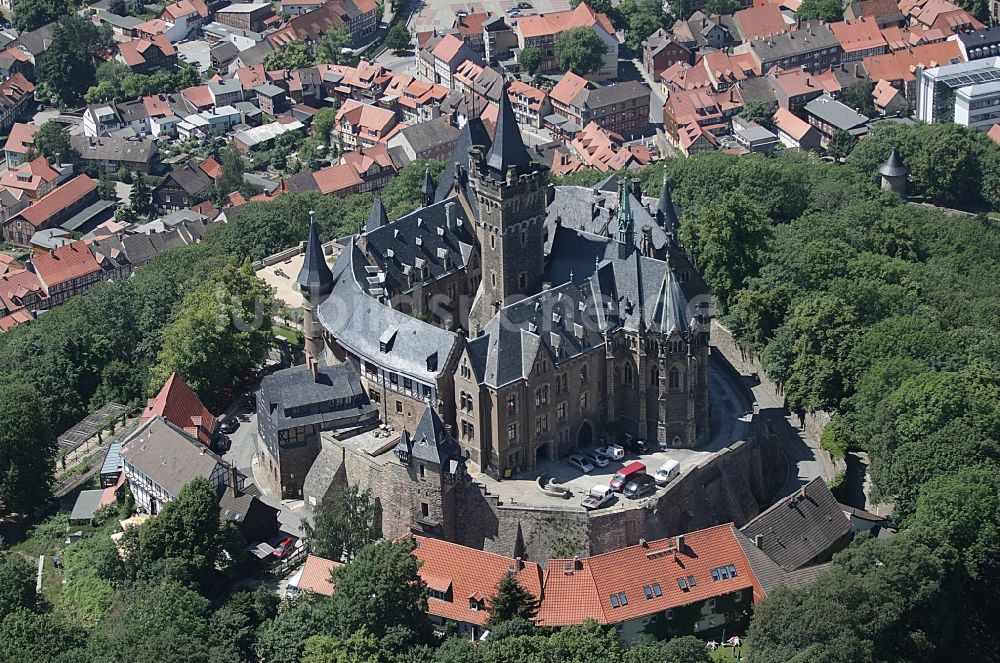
xmin=651 ymin=367 xmax=659 ymax=384
xmin=624 ymin=363 xmax=634 ymax=384
xmin=669 ymin=367 xmax=680 ymax=389
xmin=507 ymin=395 xmax=517 ymax=415
xmin=580 ymin=365 xmax=588 ymax=383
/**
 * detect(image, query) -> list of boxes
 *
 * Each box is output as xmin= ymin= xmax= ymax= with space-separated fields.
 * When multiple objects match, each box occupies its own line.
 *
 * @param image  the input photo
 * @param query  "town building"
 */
xmin=804 ymin=94 xmax=870 ymax=144
xmin=772 ymin=106 xmax=822 ymax=149
xmin=548 ymin=73 xmax=650 ymax=138
xmin=737 ymin=21 xmax=843 ymax=74
xmin=141 ymin=372 xmax=216 ymax=445
xmin=516 ymin=2 xmax=618 ymax=82
xmin=70 ymin=135 xmax=161 ymax=174
xmin=916 ymin=56 xmax=1000 ymax=129
xmin=118 ymin=34 xmax=177 ymax=74
xmin=27 ymin=239 xmax=102 ymax=306
xmin=829 ymin=16 xmax=889 ymax=61
xmin=956 ymin=26 xmax=1000 ymax=61
xmin=386 ymin=116 xmax=461 ymax=163
xmin=642 ymin=28 xmax=694 ymax=78
xmin=417 ymin=34 xmax=481 ymax=88
xmin=3 ymin=175 xmax=98 ymax=246
xmin=216 ymin=2 xmax=274 ymax=32
xmin=333 ymin=99 xmax=399 ymax=151
xmin=0 ymin=73 xmax=35 ymax=132
xmin=2 ymin=122 xmax=36 ymax=169
xmin=153 ymin=159 xmax=218 ymax=212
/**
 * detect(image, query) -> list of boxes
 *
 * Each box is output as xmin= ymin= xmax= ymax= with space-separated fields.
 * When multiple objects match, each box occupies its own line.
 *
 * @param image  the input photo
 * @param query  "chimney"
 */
xmin=228 ymin=463 xmax=238 ymax=498
xmin=754 ymin=534 xmax=763 ymax=549
xmin=444 ymin=423 xmax=453 ymax=438
xmin=445 ymin=201 xmax=457 ymax=230
xmin=639 ymin=537 xmax=648 ymax=547
xmin=573 ymin=555 xmax=582 ymax=569
xmin=675 ymin=534 xmax=685 ymax=551
xmin=515 ymin=556 xmax=524 ymax=570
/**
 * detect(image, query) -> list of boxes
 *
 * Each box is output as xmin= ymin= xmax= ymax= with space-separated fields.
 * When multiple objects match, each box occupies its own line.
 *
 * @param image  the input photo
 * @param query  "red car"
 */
xmin=272 ymin=536 xmax=294 ymax=559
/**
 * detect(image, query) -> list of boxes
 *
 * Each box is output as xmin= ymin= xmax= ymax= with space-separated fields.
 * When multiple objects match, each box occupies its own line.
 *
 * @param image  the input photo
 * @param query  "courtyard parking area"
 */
xmin=410 ymin=0 xmax=572 ymax=34
xmin=470 ymin=354 xmax=755 ymax=512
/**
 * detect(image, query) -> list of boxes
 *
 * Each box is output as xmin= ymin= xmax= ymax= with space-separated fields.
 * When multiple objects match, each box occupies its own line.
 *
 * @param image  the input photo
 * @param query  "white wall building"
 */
xmin=916 ymin=56 xmax=1000 ymax=129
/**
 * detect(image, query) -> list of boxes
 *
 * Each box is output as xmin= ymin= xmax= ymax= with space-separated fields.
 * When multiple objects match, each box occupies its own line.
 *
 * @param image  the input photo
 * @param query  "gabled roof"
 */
xmin=739 ymin=478 xmax=853 ymax=571
xmin=537 ymin=524 xmax=762 ymax=626
xmin=141 ymin=372 xmax=216 ymax=445
xmin=413 ymin=535 xmax=543 ymax=626
xmin=396 ymin=405 xmax=462 ymax=466
xmin=829 ymin=16 xmax=887 ymax=53
xmin=549 ymin=71 xmax=592 ymax=107
xmin=517 ymin=2 xmax=615 ymax=39
xmin=16 ymin=175 xmax=96 ymax=227
xmin=121 ymin=416 xmax=229 ymax=499
xmin=29 ymin=240 xmax=100 ymax=289
xmin=772 ymin=106 xmax=815 ymax=140
xmin=295 ymin=554 xmax=343 ymax=596
xmin=2 ymin=122 xmax=35 ymax=155
xmin=734 ymin=4 xmax=787 ymax=41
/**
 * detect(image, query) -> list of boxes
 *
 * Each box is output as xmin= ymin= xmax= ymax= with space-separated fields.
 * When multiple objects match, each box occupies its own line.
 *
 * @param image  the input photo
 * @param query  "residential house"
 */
xmin=287 ymin=554 xmax=342 ymax=596
xmin=516 ymin=2 xmax=618 ymax=81
xmin=537 ymin=525 xmax=764 ymax=643
xmin=642 ymin=28 xmax=693 ymax=78
xmin=451 ymin=12 xmax=493 ymax=59
xmin=829 ymin=17 xmax=888 ymax=61
xmin=83 ymin=102 xmax=124 ymax=137
xmin=386 ymin=116 xmax=461 ymax=163
xmin=413 ymin=535 xmax=543 ymax=641
xmin=0 ymin=188 xmax=28 ymax=226
xmin=672 ymin=11 xmax=735 ymax=51
xmin=862 ymin=39 xmax=964 ymax=107
xmin=804 ymin=94 xmax=870 ymax=145
xmin=280 ymin=0 xmax=327 ymax=15
xmin=732 ymin=115 xmax=779 ymax=152
xmin=69 ymin=135 xmax=161 ymax=174
xmin=768 ymin=66 xmax=838 ymax=112
xmin=208 ymin=79 xmax=244 ymax=107
xmin=663 ymin=87 xmax=741 ymax=152
xmin=3 ymin=122 xmax=37 ymax=169
xmin=0 ymin=74 xmax=35 ymax=132
xmin=95 ymin=11 xmax=144 ymax=40
xmin=28 ymin=239 xmax=102 ymax=306
xmin=153 ymin=158 xmax=218 ymax=212
xmin=160 ymin=0 xmax=206 ymax=39
xmin=772 ymin=106 xmax=822 ymax=149
xmin=256 ymin=83 xmax=289 ymax=116
xmin=699 ymin=50 xmax=757 ymax=91
xmin=872 ymin=78 xmax=908 ymax=114
xmin=843 ymin=0 xmax=906 ymax=28
xmin=737 ymin=21 xmax=843 ymax=74
xmin=569 ymin=121 xmax=652 ymax=171
xmin=548 ymin=73 xmax=649 ymax=138
xmin=507 ymin=79 xmax=550 ymax=128
xmin=0 ymin=265 xmax=44 ymax=331
xmin=210 ymin=40 xmax=239 ymax=72
xmin=13 ymin=21 xmax=56 ymax=64
xmin=733 ymin=4 xmax=788 ymax=41
xmin=484 ymin=14 xmax=518 ymax=64
xmin=216 ymin=3 xmax=274 ymax=33
xmin=118 ymin=34 xmax=177 ymax=74
xmin=0 ymin=156 xmax=66 ymax=201
xmin=383 ymin=73 xmax=450 ymax=123
xmin=268 ymin=0 xmax=379 ymax=49
xmin=417 ymin=34 xmax=481 ymax=88
xmin=337 ymin=145 xmax=397 ymax=192
xmin=4 ymin=175 xmax=98 ymax=245
xmin=142 ymin=372 xmax=216 ymax=445
xmin=176 ymin=105 xmax=242 ymax=139
xmin=0 ymin=46 xmax=33 ymax=80
xmin=905 ymin=0 xmax=984 ymax=35
xmin=333 ymin=99 xmax=399 ymax=151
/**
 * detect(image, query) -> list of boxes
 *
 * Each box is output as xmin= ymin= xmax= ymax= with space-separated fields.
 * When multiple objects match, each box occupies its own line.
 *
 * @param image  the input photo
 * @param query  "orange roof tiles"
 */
xmin=735 ymin=4 xmax=787 ymax=41
xmin=0 ymin=307 xmax=33 ymax=331
xmin=539 ymin=525 xmax=762 ymax=626
xmin=0 ymin=46 xmax=30 ymax=63
xmin=453 ymin=11 xmax=492 ymax=35
xmin=3 ymin=122 xmax=37 ymax=156
xmin=660 ymin=61 xmax=712 ymax=91
xmin=30 ymin=240 xmax=100 ymax=289
xmin=142 ymin=372 xmax=216 ymax=445
xmin=701 ymin=50 xmax=751 ymax=87
xmin=862 ymin=39 xmax=963 ymax=82
xmin=1 ymin=157 xmax=61 ymax=196
xmin=182 ymin=84 xmax=214 ymax=109
xmin=199 ymin=156 xmax=221 ymax=180
xmin=430 ymin=34 xmax=466 ymax=63
xmin=335 ymin=99 xmax=397 ymax=141
xmin=549 ymin=71 xmax=591 ymax=106
xmin=989 ymin=124 xmax=1000 ymax=144
xmin=296 ymin=554 xmax=342 ymax=596
xmin=517 ymin=2 xmax=615 ymax=39
xmin=162 ymin=0 xmax=199 ymax=19
xmin=312 ymin=163 xmax=363 ymax=194
xmin=772 ymin=106 xmax=814 ymax=140
xmin=829 ymin=17 xmax=887 ymax=53
xmin=570 ymin=121 xmax=650 ymax=172
xmin=142 ymin=94 xmax=175 ymax=118
xmin=507 ymin=80 xmax=547 ymax=113
xmin=413 ymin=536 xmax=543 ymax=627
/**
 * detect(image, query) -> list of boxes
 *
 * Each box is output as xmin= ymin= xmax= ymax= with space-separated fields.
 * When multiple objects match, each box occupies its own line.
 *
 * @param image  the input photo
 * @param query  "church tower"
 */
xmin=298 ymin=212 xmax=333 ymax=378
xmin=468 ymin=82 xmax=548 ymax=332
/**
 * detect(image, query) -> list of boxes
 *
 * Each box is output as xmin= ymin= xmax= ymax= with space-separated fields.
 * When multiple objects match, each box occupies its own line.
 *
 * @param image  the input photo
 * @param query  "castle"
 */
xmin=258 ymin=85 xmax=712 ymax=516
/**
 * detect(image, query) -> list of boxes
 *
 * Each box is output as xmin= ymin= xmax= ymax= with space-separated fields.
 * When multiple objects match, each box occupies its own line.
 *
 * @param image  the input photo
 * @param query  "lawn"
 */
xmin=273 ymin=324 xmax=301 ymax=345
xmin=710 ymin=645 xmax=748 ymax=661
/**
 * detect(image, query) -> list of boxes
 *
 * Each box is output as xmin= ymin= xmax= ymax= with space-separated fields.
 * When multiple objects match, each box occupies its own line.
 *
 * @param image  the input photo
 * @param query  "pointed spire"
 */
xmin=879 ymin=148 xmax=907 ymax=177
xmin=297 ymin=211 xmax=333 ymax=298
xmin=367 ymin=193 xmax=388 ymax=232
xmin=656 ymin=171 xmax=679 ymax=230
xmin=651 ymin=260 xmax=689 ymax=336
xmin=421 ymin=164 xmax=434 ymax=206
xmin=617 ymin=175 xmax=634 ymax=246
xmin=485 ymin=80 xmax=532 ymax=176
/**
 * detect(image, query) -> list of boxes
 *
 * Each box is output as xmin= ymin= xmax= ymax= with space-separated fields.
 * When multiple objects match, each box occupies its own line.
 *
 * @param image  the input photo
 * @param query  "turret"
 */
xmin=656 ymin=171 xmax=679 ymax=236
xmin=617 ymin=175 xmax=634 ymax=251
xmin=879 ymin=148 xmax=908 ymax=197
xmin=297 ymin=212 xmax=333 ymax=380
xmin=367 ymin=193 xmax=388 ymax=232
xmin=421 ymin=164 xmax=435 ymax=207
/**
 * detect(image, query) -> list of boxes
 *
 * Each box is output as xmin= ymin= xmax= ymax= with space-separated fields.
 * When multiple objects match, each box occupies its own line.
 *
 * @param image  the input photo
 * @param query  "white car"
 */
xmin=568 ymin=454 xmax=595 ymax=473
xmin=596 ymin=444 xmax=625 ymax=461
xmin=584 ymin=451 xmax=610 ymax=468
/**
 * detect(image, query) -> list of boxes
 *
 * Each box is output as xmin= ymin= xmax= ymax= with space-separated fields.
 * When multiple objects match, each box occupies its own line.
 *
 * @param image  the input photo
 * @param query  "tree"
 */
xmin=12 ymin=0 xmax=73 ymax=32
xmin=147 ymin=261 xmax=273 ymax=400
xmin=32 ymin=121 xmax=74 ymax=163
xmin=327 ymin=539 xmax=432 ymax=643
xmin=0 ymin=555 xmax=37 ymax=615
xmin=255 ymin=595 xmax=334 ymax=663
xmin=384 ymin=22 xmax=411 ymax=53
xmin=842 ymin=79 xmax=875 ymax=117
xmin=826 ymin=129 xmax=858 ymax=160
xmin=315 ymin=27 xmax=355 ymax=65
xmin=378 ymin=159 xmax=447 ymax=220
xmin=97 ymin=177 xmax=116 ymax=201
xmin=36 ymin=15 xmax=101 ymax=106
xmin=0 ymin=383 xmax=55 ymax=516
xmin=303 ymin=484 xmax=382 ymax=562
xmin=556 ymin=27 xmax=608 ymax=77
xmin=313 ymin=107 xmax=337 ymax=145
xmin=85 ymin=81 xmax=117 ymax=104
xmin=265 ymin=39 xmax=314 ymax=71
xmin=622 ymin=636 xmax=712 ymax=663
xmin=216 ymin=146 xmax=244 ymax=198
xmin=518 ymin=46 xmax=542 ymax=75
xmin=740 ymin=98 xmax=773 ymax=126
xmin=0 ymin=610 xmax=88 ymax=662
xmin=129 ymin=171 xmax=152 ymax=218
xmin=680 ymin=191 xmax=768 ymax=311
xmin=908 ymin=123 xmax=986 ymax=208
xmin=796 ymin=0 xmax=843 ymax=21
xmin=485 ymin=571 xmax=538 ymax=629
xmin=705 ymin=0 xmax=739 ymax=13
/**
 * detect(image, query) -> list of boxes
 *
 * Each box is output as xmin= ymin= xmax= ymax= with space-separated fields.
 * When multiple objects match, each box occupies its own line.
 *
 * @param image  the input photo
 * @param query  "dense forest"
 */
xmin=1 ymin=141 xmax=998 ymax=661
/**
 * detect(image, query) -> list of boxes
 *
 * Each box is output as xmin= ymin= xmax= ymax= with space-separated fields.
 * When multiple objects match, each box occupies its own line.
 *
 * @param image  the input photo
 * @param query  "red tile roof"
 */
xmin=0 ymin=46 xmax=30 ymax=63
xmin=182 ymin=84 xmax=214 ymax=109
xmin=413 ymin=536 xmax=543 ymax=627
xmin=772 ymin=106 xmax=814 ymax=140
xmin=162 ymin=0 xmax=199 ymax=20
xmin=829 ymin=17 xmax=887 ymax=53
xmin=312 ymin=163 xmax=363 ymax=194
xmin=549 ymin=71 xmax=591 ymax=107
xmin=518 ymin=2 xmax=615 ymax=39
xmin=537 ymin=524 xmax=762 ymax=626
xmin=30 ymin=240 xmax=101 ymax=290
xmin=3 ymin=122 xmax=37 ymax=156
xmin=862 ymin=39 xmax=963 ymax=82
xmin=0 ymin=307 xmax=33 ymax=331
xmin=335 ymin=99 xmax=397 ymax=140
xmin=296 ymin=554 xmax=343 ymax=596
xmin=453 ymin=11 xmax=493 ymax=35
xmin=142 ymin=372 xmax=216 ymax=445
xmin=430 ymin=34 xmax=467 ymax=63
xmin=199 ymin=156 xmax=221 ymax=180
xmin=16 ymin=174 xmax=95 ymax=226
xmin=735 ymin=4 xmax=787 ymax=41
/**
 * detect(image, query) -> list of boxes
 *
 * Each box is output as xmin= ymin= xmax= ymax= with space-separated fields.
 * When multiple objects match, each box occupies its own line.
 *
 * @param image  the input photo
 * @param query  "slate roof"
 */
xmin=70 ymin=489 xmax=107 ymax=522
xmin=395 ymin=404 xmax=465 ymax=466
xmin=739 ymin=478 xmax=854 ymax=571
xmin=395 ymin=116 xmax=460 ymax=155
xmin=879 ymin=148 xmax=907 ymax=176
xmin=258 ymin=362 xmax=376 ymax=431
xmin=121 ymin=416 xmax=228 ymax=499
xmin=162 ymin=160 xmax=214 ymax=196
xmin=804 ymin=94 xmax=870 ymax=133
xmin=485 ymin=82 xmax=532 ymax=176
xmin=365 ymin=194 xmax=387 ymax=231
xmin=298 ymin=217 xmax=334 ymax=296
xmin=734 ymin=529 xmax=832 ymax=594
xmin=318 ymin=238 xmax=461 ymax=382
xmin=72 ymin=135 xmax=159 ymax=166
xmin=434 ymin=117 xmax=492 ymax=204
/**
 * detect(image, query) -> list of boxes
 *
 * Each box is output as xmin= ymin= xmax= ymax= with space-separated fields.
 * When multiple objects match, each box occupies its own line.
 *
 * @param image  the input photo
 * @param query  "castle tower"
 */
xmin=656 ymin=171 xmax=679 ymax=238
xmin=879 ymin=148 xmax=908 ymax=196
xmin=297 ymin=212 xmax=334 ymax=380
xmin=421 ymin=164 xmax=435 ymax=207
xmin=468 ymin=81 xmax=547 ymax=331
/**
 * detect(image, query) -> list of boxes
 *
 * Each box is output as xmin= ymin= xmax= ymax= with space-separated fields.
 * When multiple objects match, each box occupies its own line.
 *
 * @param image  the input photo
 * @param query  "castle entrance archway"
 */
xmin=577 ymin=421 xmax=593 ymax=449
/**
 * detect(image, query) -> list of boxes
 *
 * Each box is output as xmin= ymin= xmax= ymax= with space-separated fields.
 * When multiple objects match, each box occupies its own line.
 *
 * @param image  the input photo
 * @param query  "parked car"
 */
xmin=214 ymin=434 xmax=231 ymax=453
xmin=219 ymin=419 xmax=240 ymax=435
xmin=506 ymin=5 xmax=519 ymax=12
xmin=610 ymin=461 xmax=646 ymax=491
xmin=273 ymin=536 xmax=294 ymax=558
xmin=509 ymin=10 xmax=522 ymax=16
xmin=568 ymin=454 xmax=594 ymax=474
xmin=623 ymin=474 xmax=657 ymax=499
xmin=581 ymin=484 xmax=613 ymax=510
xmin=596 ymin=444 xmax=624 ymax=460
xmin=518 ymin=2 xmax=532 ymax=7
xmin=654 ymin=460 xmax=681 ymax=486
xmin=584 ymin=451 xmax=610 ymax=468
xmin=628 ymin=438 xmax=649 ymax=454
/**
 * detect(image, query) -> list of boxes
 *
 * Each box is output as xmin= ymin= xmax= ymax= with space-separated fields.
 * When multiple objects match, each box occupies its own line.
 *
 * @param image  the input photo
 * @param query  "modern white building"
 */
xmin=916 ymin=56 xmax=1000 ymax=130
